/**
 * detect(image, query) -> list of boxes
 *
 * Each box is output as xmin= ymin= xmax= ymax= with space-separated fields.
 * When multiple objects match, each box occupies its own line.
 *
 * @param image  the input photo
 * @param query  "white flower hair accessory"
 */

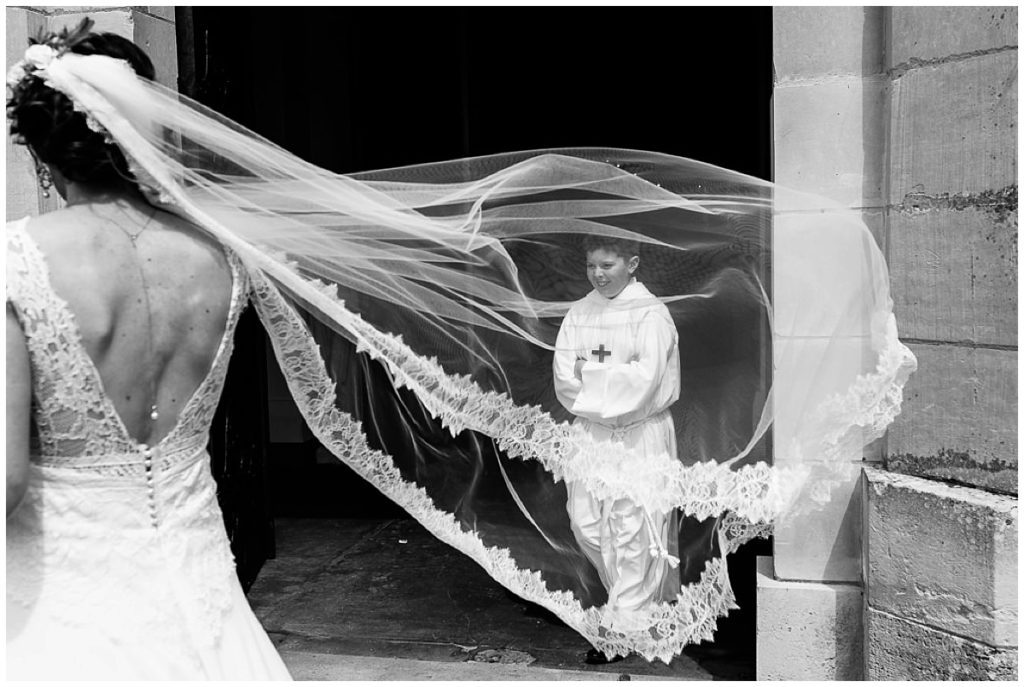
xmin=24 ymin=44 xmax=57 ymax=70
xmin=6 ymin=17 xmax=94 ymax=91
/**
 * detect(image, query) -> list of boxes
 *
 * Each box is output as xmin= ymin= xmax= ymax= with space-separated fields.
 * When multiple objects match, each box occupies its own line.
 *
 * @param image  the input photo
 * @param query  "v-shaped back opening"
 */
xmin=12 ymin=218 xmax=245 ymax=452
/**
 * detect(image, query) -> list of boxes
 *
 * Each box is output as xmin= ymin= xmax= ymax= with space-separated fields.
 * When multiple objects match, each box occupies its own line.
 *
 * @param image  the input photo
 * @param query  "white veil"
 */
xmin=27 ymin=50 xmax=916 ymax=662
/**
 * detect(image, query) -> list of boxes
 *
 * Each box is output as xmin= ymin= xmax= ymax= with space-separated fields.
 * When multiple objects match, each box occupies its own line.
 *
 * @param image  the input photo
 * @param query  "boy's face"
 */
xmin=585 ymin=247 xmax=639 ymax=299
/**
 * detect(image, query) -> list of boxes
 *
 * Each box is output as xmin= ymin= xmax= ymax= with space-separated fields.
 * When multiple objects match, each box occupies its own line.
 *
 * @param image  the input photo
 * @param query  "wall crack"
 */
xmin=888 ymin=45 xmax=1018 ymax=79
xmin=894 ymin=185 xmax=1017 ymax=223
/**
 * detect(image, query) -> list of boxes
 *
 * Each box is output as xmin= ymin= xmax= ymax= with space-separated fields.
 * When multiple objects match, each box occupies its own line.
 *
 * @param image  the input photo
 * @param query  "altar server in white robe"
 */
xmin=553 ymin=238 xmax=681 ymax=657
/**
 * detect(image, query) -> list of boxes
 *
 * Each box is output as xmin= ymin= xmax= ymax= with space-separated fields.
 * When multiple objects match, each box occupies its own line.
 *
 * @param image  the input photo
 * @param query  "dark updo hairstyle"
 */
xmin=7 ymin=18 xmax=155 ymax=191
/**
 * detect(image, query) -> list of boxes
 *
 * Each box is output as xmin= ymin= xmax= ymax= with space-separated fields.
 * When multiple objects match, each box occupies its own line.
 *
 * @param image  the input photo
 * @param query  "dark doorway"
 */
xmin=183 ymin=5 xmax=771 ymax=672
xmin=181 ymin=7 xmax=771 ymax=174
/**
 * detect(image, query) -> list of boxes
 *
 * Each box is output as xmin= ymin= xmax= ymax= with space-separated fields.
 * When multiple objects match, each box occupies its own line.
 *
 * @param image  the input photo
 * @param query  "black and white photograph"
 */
xmin=5 ymin=3 xmax=1017 ymax=682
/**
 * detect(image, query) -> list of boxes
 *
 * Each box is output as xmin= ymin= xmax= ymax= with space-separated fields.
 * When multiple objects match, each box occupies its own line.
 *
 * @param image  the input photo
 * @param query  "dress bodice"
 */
xmin=5 ymin=217 xmax=249 ymax=476
xmin=6 ymin=218 xmax=253 ymax=671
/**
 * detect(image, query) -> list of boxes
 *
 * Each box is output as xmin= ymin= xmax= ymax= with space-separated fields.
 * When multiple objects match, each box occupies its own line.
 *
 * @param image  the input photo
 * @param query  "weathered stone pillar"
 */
xmin=5 ymin=6 xmax=177 ymax=221
xmin=759 ymin=7 xmax=887 ymax=679
xmin=865 ymin=6 xmax=1018 ymax=680
xmin=766 ymin=6 xmax=1018 ymax=680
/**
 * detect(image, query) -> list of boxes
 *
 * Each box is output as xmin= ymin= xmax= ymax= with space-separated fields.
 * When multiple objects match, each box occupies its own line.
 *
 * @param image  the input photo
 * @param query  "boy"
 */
xmin=553 ymin=237 xmax=681 ymax=663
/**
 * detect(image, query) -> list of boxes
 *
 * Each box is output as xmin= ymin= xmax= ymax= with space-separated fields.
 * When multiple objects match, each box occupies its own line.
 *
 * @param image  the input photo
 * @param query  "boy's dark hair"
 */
xmin=582 ymin=235 xmax=641 ymax=260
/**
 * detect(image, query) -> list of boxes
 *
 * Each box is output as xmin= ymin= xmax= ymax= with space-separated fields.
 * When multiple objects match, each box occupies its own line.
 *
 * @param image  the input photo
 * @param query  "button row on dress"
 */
xmin=141 ymin=443 xmax=158 ymax=528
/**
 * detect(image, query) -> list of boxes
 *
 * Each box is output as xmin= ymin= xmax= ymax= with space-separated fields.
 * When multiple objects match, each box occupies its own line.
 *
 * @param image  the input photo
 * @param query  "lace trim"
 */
xmin=250 ymin=269 xmax=747 ymax=661
xmin=817 ymin=314 xmax=917 ymax=453
xmin=7 ymin=221 xmax=135 ymax=459
xmin=328 ymin=302 xmax=778 ymax=522
xmin=720 ymin=512 xmax=774 ymax=554
xmin=334 ymin=279 xmax=914 ymax=524
xmin=774 ymin=314 xmax=919 ymax=515
xmin=326 ymin=298 xmax=786 ymax=523
xmin=249 ymin=265 xmax=918 ymax=657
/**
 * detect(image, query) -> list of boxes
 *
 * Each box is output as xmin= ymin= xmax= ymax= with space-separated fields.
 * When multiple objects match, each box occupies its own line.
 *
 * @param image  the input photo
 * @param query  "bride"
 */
xmin=6 ymin=18 xmax=916 ymax=679
xmin=5 ymin=24 xmax=290 ymax=680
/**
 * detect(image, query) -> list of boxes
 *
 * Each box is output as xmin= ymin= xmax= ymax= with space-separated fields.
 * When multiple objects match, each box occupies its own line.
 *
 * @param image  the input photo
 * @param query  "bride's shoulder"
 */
xmin=5 ymin=216 xmax=31 ymax=249
xmin=19 ymin=206 xmax=97 ymax=248
xmin=6 ymin=210 xmax=91 ymax=301
xmin=6 ymin=216 xmax=30 ymax=232
xmin=6 ymin=210 xmax=84 ymax=271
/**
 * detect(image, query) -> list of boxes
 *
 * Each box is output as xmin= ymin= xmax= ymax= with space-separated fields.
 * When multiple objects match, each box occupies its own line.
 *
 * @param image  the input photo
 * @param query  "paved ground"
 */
xmin=247 ymin=518 xmax=756 ymax=681
xmin=281 ymin=652 xmax=680 ymax=681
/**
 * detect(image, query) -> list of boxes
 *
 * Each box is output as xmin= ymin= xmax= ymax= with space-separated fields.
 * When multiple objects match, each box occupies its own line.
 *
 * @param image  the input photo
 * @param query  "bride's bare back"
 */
xmin=25 ymin=201 xmax=235 ymax=447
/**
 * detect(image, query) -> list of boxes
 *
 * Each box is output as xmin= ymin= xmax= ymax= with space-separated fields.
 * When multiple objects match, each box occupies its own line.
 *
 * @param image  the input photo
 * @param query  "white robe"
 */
xmin=553 ymin=280 xmax=681 ymax=630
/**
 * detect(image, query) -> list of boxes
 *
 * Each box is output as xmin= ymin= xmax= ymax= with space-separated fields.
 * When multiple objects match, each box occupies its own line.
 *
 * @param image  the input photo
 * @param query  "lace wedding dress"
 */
xmin=5 ymin=219 xmax=291 ymax=680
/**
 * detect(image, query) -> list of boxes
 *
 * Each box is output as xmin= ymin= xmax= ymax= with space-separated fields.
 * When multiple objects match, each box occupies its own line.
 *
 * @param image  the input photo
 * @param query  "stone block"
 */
xmin=755 ymin=556 xmax=863 ymax=680
xmin=864 ymin=467 xmax=1017 ymax=648
xmin=131 ymin=8 xmax=177 ymax=89
xmin=6 ymin=142 xmax=41 ymax=222
xmin=889 ymin=50 xmax=1017 ymax=202
xmin=773 ymin=6 xmax=884 ymax=79
xmin=142 ymin=6 xmax=176 ymax=22
xmin=773 ymin=468 xmax=862 ymax=583
xmin=866 ymin=607 xmax=1018 ymax=680
xmin=889 ymin=6 xmax=1018 ymax=67
xmin=46 ymin=9 xmax=133 ymax=37
xmin=6 ymin=7 xmax=46 ymax=68
xmin=37 ymin=6 xmax=115 ymax=14
xmin=6 ymin=8 xmax=47 ymax=222
xmin=771 ymin=329 xmax=878 ymax=583
xmin=886 ymin=343 xmax=1017 ymax=482
xmin=889 ymin=207 xmax=1017 ymax=347
xmin=774 ymin=222 xmax=886 ymax=338
xmin=885 ymin=453 xmax=1017 ymax=496
xmin=773 ymin=76 xmax=887 ymax=208
xmin=861 ymin=207 xmax=886 ymax=253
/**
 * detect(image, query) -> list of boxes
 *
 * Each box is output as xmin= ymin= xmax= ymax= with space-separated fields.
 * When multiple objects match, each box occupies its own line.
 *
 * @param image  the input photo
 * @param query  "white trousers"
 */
xmin=567 ymin=413 xmax=680 ymax=630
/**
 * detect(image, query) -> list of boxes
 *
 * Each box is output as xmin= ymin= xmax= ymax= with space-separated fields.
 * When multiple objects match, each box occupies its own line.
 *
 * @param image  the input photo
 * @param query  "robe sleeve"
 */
xmin=570 ymin=308 xmax=678 ymax=422
xmin=553 ymin=308 xmax=583 ymax=411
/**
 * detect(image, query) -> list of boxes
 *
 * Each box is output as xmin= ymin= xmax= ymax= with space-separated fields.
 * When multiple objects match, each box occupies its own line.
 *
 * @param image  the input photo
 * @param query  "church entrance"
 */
xmin=181 ymin=6 xmax=772 ymax=676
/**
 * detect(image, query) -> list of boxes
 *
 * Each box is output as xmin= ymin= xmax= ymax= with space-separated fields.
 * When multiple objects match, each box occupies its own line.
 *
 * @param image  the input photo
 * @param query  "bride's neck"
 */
xmin=63 ymin=180 xmax=147 ymax=209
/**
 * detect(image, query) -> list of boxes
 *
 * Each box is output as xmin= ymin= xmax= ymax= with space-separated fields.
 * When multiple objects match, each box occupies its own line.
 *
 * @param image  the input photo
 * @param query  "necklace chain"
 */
xmin=108 ymin=203 xmax=162 ymax=426
xmin=112 ymin=204 xmax=156 ymax=245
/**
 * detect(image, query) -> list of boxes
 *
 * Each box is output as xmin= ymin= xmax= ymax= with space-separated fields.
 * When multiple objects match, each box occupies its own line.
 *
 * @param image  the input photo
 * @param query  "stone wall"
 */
xmin=765 ymin=6 xmax=1018 ymax=681
xmin=884 ymin=6 xmax=1017 ymax=495
xmin=5 ymin=6 xmax=177 ymax=221
xmin=864 ymin=7 xmax=1018 ymax=679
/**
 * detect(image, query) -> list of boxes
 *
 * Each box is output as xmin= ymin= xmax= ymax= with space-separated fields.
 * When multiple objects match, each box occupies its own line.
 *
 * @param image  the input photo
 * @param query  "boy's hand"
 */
xmin=574 ymin=358 xmax=586 ymax=380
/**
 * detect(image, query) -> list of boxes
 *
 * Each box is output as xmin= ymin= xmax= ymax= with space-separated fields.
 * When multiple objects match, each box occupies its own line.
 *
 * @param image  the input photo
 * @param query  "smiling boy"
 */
xmin=553 ymin=236 xmax=681 ymax=663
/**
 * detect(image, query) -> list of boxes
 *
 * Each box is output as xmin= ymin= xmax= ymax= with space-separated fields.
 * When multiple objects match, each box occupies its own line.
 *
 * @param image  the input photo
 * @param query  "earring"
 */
xmin=36 ymin=164 xmax=53 ymax=198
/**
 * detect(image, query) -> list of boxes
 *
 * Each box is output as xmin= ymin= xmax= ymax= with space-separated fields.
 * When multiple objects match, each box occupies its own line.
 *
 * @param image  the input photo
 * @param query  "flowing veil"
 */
xmin=27 ymin=51 xmax=916 ymax=661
